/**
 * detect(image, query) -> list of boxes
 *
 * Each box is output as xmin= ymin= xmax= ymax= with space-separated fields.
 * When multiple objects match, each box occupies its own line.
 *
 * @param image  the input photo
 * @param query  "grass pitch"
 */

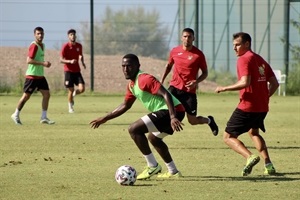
xmin=0 ymin=94 xmax=299 ymax=200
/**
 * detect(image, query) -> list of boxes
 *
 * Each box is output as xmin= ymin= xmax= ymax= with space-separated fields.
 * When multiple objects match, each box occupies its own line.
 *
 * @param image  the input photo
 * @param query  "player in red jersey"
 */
xmin=60 ymin=29 xmax=86 ymax=113
xmin=215 ymin=32 xmax=279 ymax=176
xmin=161 ymin=28 xmax=218 ymax=136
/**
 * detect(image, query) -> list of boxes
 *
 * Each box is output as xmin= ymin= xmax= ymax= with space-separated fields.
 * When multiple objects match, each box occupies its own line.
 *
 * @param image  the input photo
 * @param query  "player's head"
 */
xmin=33 ymin=27 xmax=44 ymax=43
xmin=122 ymin=54 xmax=140 ymax=80
xmin=232 ymin=32 xmax=252 ymax=57
xmin=67 ymin=29 xmax=77 ymax=43
xmin=181 ymin=28 xmax=195 ymax=48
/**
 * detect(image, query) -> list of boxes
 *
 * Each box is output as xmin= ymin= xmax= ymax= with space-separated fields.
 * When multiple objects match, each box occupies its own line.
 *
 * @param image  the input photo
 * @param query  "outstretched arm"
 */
xmin=90 ymin=99 xmax=134 ymax=129
xmin=215 ymin=75 xmax=250 ymax=93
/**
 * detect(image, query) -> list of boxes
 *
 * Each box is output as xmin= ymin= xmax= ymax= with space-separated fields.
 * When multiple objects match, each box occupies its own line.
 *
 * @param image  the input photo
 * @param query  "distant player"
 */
xmin=215 ymin=32 xmax=279 ymax=176
xmin=60 ymin=29 xmax=86 ymax=113
xmin=11 ymin=26 xmax=55 ymax=125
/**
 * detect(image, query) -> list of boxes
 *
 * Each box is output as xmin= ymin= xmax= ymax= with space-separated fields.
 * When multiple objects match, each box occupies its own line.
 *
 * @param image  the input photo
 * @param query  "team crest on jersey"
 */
xmin=258 ymin=64 xmax=265 ymax=76
xmin=76 ymin=48 xmax=80 ymax=52
xmin=258 ymin=64 xmax=266 ymax=81
xmin=188 ymin=55 xmax=193 ymax=60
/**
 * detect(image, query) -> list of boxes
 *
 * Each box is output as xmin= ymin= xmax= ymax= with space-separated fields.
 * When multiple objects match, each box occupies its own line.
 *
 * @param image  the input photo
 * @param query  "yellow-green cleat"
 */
xmin=137 ymin=164 xmax=162 ymax=180
xmin=242 ymin=155 xmax=260 ymax=176
xmin=264 ymin=163 xmax=276 ymax=175
xmin=157 ymin=171 xmax=182 ymax=179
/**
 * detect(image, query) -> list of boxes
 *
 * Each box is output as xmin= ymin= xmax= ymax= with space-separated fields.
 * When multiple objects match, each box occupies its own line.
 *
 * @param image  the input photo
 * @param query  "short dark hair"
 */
xmin=182 ymin=28 xmax=194 ymax=36
xmin=68 ymin=29 xmax=76 ymax=35
xmin=233 ymin=32 xmax=252 ymax=44
xmin=123 ymin=54 xmax=140 ymax=65
xmin=34 ymin=27 xmax=44 ymax=33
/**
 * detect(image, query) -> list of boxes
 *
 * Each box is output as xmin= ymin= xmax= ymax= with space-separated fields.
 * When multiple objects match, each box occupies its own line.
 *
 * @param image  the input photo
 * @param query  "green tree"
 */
xmin=81 ymin=7 xmax=169 ymax=59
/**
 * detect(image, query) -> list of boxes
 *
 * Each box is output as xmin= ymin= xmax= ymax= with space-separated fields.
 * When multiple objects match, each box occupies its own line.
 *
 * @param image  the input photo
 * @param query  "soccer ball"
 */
xmin=115 ymin=165 xmax=137 ymax=186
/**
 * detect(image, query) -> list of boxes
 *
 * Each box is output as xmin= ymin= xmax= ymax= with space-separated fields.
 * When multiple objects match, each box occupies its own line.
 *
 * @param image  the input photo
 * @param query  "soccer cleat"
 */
xmin=136 ymin=164 xmax=162 ymax=180
xmin=40 ymin=118 xmax=55 ymax=125
xmin=264 ymin=163 xmax=276 ymax=175
xmin=11 ymin=113 xmax=22 ymax=125
xmin=208 ymin=116 xmax=218 ymax=136
xmin=242 ymin=154 xmax=260 ymax=176
xmin=69 ymin=108 xmax=74 ymax=113
xmin=157 ymin=171 xmax=183 ymax=179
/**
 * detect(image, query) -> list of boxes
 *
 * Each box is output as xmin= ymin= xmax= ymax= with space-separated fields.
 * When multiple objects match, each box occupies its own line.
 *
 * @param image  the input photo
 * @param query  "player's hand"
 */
xmin=215 ymin=86 xmax=226 ymax=93
xmin=43 ymin=61 xmax=51 ymax=68
xmin=185 ymin=80 xmax=197 ymax=90
xmin=171 ymin=118 xmax=184 ymax=132
xmin=90 ymin=118 xmax=107 ymax=129
xmin=70 ymin=59 xmax=77 ymax=64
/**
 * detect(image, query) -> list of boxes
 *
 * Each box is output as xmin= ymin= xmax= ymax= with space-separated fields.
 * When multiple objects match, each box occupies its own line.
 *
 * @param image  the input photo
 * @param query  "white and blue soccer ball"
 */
xmin=115 ymin=165 xmax=137 ymax=186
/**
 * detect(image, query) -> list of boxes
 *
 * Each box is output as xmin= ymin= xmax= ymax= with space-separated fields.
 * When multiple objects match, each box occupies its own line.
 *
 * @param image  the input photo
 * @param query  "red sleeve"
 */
xmin=28 ymin=43 xmax=38 ymax=59
xmin=124 ymin=83 xmax=136 ymax=102
xmin=138 ymin=74 xmax=161 ymax=94
xmin=60 ymin=43 xmax=67 ymax=57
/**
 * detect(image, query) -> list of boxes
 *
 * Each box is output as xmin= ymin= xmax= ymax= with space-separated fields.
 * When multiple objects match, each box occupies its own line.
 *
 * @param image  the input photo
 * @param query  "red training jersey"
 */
xmin=61 ymin=42 xmax=83 ymax=72
xmin=168 ymin=45 xmax=207 ymax=93
xmin=237 ymin=50 xmax=276 ymax=112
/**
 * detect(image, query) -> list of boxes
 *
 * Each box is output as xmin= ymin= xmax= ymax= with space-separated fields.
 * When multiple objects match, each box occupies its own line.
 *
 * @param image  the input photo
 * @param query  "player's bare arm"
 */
xmin=60 ymin=57 xmax=77 ymax=64
xmin=185 ymin=69 xmax=208 ymax=90
xmin=90 ymin=99 xmax=134 ymax=129
xmin=156 ymin=86 xmax=184 ymax=132
xmin=161 ymin=63 xmax=173 ymax=84
xmin=79 ymin=55 xmax=86 ymax=69
xmin=268 ymin=76 xmax=279 ymax=97
xmin=27 ymin=57 xmax=51 ymax=68
xmin=215 ymin=75 xmax=250 ymax=93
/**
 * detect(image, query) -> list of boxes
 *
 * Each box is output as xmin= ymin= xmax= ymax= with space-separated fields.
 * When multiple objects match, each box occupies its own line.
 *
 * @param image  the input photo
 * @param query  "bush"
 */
xmin=286 ymin=63 xmax=300 ymax=95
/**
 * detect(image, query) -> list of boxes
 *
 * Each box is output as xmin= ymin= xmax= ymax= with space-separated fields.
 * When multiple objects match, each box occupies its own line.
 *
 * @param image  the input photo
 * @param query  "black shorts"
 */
xmin=64 ymin=72 xmax=85 ymax=88
xmin=225 ymin=108 xmax=267 ymax=136
xmin=168 ymin=86 xmax=197 ymax=115
xmin=147 ymin=109 xmax=185 ymax=135
xmin=23 ymin=77 xmax=49 ymax=94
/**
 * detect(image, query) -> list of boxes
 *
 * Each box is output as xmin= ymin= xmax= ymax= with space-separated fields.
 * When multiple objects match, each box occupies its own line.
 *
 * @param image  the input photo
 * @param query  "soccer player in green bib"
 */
xmin=90 ymin=54 xmax=185 ymax=179
xmin=11 ymin=27 xmax=55 ymax=125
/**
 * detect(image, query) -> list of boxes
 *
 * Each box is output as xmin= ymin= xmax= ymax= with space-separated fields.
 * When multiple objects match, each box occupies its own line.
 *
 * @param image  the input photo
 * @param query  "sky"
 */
xmin=0 ymin=0 xmax=179 ymax=49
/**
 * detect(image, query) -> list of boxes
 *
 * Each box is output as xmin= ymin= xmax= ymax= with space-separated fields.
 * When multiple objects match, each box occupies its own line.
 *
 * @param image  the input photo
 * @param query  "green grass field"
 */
xmin=0 ymin=94 xmax=299 ymax=200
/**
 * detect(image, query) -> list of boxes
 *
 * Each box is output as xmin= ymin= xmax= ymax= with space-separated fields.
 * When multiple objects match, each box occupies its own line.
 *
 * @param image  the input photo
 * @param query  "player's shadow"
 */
xmin=181 ymin=172 xmax=300 ymax=182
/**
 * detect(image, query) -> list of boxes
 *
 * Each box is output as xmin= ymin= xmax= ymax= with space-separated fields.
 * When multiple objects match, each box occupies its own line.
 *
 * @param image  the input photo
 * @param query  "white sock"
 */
xmin=68 ymin=102 xmax=73 ymax=109
xmin=207 ymin=117 xmax=211 ymax=124
xmin=166 ymin=161 xmax=178 ymax=174
xmin=144 ymin=153 xmax=158 ymax=167
xmin=72 ymin=90 xmax=77 ymax=97
xmin=14 ymin=108 xmax=20 ymax=116
xmin=265 ymin=163 xmax=272 ymax=167
xmin=41 ymin=110 xmax=47 ymax=119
